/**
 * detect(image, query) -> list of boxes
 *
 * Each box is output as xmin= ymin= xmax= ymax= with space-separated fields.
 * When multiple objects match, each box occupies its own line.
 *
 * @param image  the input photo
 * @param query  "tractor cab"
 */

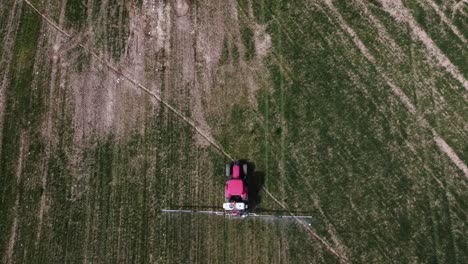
xmin=224 ymin=162 xmax=248 ymax=216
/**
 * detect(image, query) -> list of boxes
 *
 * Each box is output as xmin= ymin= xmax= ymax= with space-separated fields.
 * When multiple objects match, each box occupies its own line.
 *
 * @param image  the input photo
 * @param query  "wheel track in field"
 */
xmin=352 ymin=0 xmax=404 ymax=61
xmin=377 ymin=0 xmax=468 ymax=92
xmin=33 ymin=0 xmax=69 ymax=253
xmin=0 ymin=0 xmax=23 ymax=164
xmin=262 ymin=188 xmax=349 ymax=263
xmin=23 ymin=1 xmax=352 ymax=262
xmin=3 ymin=132 xmax=27 ymax=264
xmin=323 ymin=0 xmax=468 ymax=179
xmin=418 ymin=0 xmax=467 ymax=44
xmin=451 ymin=0 xmax=468 ymax=18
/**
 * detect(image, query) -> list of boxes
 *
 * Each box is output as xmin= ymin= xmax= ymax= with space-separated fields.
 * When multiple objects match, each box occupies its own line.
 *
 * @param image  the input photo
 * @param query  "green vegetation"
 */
xmin=0 ymin=5 xmax=43 ymax=256
xmin=1 ymin=0 xmax=466 ymax=263
xmin=105 ymin=0 xmax=129 ymax=59
xmin=65 ymin=0 xmax=87 ymax=29
xmin=405 ymin=0 xmax=467 ymax=77
xmin=219 ymin=37 xmax=230 ymax=65
xmin=240 ymin=25 xmax=255 ymax=61
xmin=0 ymin=1 xmax=14 ymax=44
xmin=91 ymin=0 xmax=130 ymax=60
xmin=214 ymin=0 xmax=467 ymax=262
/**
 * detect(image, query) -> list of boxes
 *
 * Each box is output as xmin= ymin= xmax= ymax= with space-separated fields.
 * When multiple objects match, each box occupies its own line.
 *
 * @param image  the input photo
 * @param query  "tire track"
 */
xmin=3 ymin=132 xmax=27 ymax=264
xmin=323 ymin=0 xmax=468 ymax=178
xmin=313 ymin=197 xmax=350 ymax=261
xmin=451 ymin=0 xmax=468 ymax=18
xmin=377 ymin=0 xmax=468 ymax=91
xmin=33 ymin=0 xmax=68 ymax=251
xmin=352 ymin=0 xmax=404 ymax=61
xmin=347 ymin=197 xmax=398 ymax=261
xmin=0 ymin=0 xmax=23 ymax=159
xmin=262 ymin=188 xmax=350 ymax=264
xmin=271 ymin=0 xmax=290 ymax=214
xmin=275 ymin=141 xmax=353 ymax=262
xmin=344 ymin=66 xmax=468 ymax=213
xmin=419 ymin=0 xmax=467 ymax=44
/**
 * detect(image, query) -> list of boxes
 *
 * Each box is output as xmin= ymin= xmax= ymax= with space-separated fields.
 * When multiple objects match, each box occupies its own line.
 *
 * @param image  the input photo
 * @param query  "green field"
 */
xmin=1 ymin=0 xmax=467 ymax=263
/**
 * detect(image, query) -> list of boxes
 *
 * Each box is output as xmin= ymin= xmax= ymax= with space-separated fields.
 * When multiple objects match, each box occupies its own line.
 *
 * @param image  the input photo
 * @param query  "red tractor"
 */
xmin=161 ymin=160 xmax=312 ymax=220
xmin=224 ymin=161 xmax=249 ymax=217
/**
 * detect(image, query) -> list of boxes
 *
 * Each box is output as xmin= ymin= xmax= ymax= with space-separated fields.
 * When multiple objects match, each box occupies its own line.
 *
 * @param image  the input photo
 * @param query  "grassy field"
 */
xmin=0 ymin=0 xmax=467 ymax=263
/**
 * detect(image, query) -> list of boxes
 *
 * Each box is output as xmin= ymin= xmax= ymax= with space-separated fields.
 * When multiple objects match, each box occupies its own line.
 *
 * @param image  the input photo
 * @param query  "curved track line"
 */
xmin=262 ymin=188 xmax=350 ymax=263
xmin=3 ymin=133 xmax=27 ymax=264
xmin=378 ymin=0 xmax=468 ymax=92
xmin=419 ymin=0 xmax=467 ymax=44
xmin=24 ymin=1 xmax=349 ymax=262
xmin=324 ymin=0 xmax=468 ymax=179
xmin=0 ymin=0 xmax=23 ymax=161
xmin=452 ymin=0 xmax=468 ymax=18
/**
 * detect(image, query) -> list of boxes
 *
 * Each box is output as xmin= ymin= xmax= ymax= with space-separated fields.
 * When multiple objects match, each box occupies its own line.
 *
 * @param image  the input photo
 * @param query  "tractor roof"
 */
xmin=232 ymin=165 xmax=240 ymax=178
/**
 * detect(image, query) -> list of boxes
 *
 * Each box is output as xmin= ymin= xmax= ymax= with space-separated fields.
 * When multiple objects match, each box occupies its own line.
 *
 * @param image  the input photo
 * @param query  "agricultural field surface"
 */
xmin=1 ymin=0 xmax=467 ymax=263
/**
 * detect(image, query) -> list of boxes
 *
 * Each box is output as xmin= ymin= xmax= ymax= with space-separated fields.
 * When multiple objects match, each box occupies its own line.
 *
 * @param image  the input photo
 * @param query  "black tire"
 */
xmin=226 ymin=164 xmax=231 ymax=177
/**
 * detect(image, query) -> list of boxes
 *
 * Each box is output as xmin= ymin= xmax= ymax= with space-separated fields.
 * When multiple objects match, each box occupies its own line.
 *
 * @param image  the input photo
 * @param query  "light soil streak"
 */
xmin=0 ymin=0 xmax=23 ymax=159
xmin=262 ymin=188 xmax=350 ymax=264
xmin=451 ymin=0 xmax=468 ymax=18
xmin=352 ymin=0 xmax=404 ymax=60
xmin=34 ymin=0 xmax=68 ymax=250
xmin=419 ymin=0 xmax=467 ymax=44
xmin=324 ymin=0 xmax=468 ymax=178
xmin=378 ymin=0 xmax=468 ymax=91
xmin=3 ymin=133 xmax=26 ymax=264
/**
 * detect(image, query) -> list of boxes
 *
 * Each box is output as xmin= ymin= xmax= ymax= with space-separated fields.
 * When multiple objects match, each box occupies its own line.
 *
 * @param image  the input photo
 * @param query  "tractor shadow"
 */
xmin=240 ymin=160 xmax=264 ymax=211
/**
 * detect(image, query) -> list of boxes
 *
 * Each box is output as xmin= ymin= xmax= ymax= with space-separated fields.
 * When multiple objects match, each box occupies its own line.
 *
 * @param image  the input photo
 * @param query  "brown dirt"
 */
xmin=59 ymin=0 xmax=220 ymax=149
xmin=25 ymin=0 xmax=237 ymax=160
xmin=172 ymin=1 xmax=215 ymax=147
xmin=314 ymin=198 xmax=350 ymax=260
xmin=253 ymin=23 xmax=272 ymax=61
xmin=192 ymin=1 xmax=226 ymax=146
xmin=34 ymin=0 xmax=69 ymax=249
xmin=175 ymin=0 xmax=190 ymax=17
